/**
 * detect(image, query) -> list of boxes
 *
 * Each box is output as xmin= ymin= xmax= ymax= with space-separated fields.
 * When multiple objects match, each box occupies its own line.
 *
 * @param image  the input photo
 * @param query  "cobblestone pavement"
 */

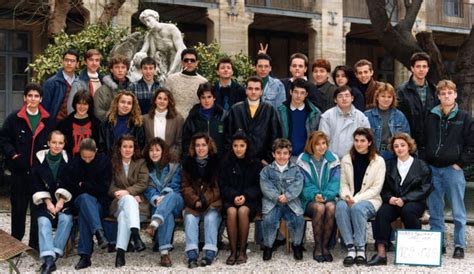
xmin=0 ymin=212 xmax=472 ymax=273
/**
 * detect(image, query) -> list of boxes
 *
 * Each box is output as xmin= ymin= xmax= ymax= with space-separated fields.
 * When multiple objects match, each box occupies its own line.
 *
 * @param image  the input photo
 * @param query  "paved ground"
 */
xmin=0 ymin=210 xmax=473 ymax=273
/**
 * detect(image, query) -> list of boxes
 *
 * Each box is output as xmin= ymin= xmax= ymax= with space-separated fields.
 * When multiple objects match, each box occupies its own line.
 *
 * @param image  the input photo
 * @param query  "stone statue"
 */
xmin=110 ymin=9 xmax=186 ymax=84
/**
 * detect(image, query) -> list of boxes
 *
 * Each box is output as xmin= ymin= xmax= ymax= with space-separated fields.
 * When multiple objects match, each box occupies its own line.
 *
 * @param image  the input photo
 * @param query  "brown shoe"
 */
xmin=160 ymin=254 xmax=172 ymax=267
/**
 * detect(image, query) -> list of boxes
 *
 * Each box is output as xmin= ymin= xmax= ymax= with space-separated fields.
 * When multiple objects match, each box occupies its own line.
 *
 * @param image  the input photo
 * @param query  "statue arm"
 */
xmin=139 ymin=32 xmax=151 ymax=53
xmin=169 ymin=27 xmax=186 ymax=73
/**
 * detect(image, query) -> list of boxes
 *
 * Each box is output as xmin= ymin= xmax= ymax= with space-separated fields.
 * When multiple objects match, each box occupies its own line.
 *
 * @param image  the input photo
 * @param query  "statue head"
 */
xmin=139 ymin=9 xmax=160 ymax=27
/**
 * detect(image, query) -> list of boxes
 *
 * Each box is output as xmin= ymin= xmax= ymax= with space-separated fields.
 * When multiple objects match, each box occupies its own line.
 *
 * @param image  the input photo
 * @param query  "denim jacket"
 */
xmin=260 ymin=160 xmax=304 ymax=215
xmin=143 ymin=163 xmax=182 ymax=206
xmin=262 ymin=76 xmax=286 ymax=109
xmin=364 ymin=107 xmax=410 ymax=151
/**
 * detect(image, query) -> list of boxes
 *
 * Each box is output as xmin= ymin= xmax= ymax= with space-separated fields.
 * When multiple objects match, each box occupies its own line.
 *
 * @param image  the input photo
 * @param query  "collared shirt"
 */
xmin=129 ymin=78 xmax=160 ymax=114
xmin=62 ymin=71 xmax=76 ymax=86
xmin=290 ymin=104 xmax=305 ymax=111
xmin=414 ymin=80 xmax=428 ymax=107
xmin=397 ymin=156 xmax=414 ymax=186
xmin=275 ymin=162 xmax=288 ymax=173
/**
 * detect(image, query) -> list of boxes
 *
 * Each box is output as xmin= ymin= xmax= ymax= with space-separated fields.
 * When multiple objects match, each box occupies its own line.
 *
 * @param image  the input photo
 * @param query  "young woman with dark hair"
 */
xmin=219 ymin=131 xmax=262 ymax=265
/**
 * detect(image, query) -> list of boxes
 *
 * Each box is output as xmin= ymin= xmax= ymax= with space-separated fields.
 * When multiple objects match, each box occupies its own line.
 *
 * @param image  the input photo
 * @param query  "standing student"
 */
xmin=311 ymin=58 xmax=338 ymax=112
xmin=129 ymin=57 xmax=161 ymax=114
xmin=109 ymin=135 xmax=149 ymax=267
xmin=99 ymin=90 xmax=145 ymax=155
xmin=354 ymin=59 xmax=381 ymax=109
xmin=0 ymin=83 xmax=54 ymax=250
xmin=364 ymin=83 xmax=410 ymax=160
xmin=277 ymin=78 xmax=321 ymax=158
xmin=424 ymin=80 xmax=473 ymax=259
xmin=220 ymin=131 xmax=262 ymax=265
xmin=42 ymin=49 xmax=80 ymax=121
xmin=143 ymin=137 xmax=184 ymax=267
xmin=296 ymin=131 xmax=340 ymax=263
xmin=260 ymin=138 xmax=305 ymax=261
xmin=68 ymin=49 xmax=104 ymax=113
xmin=254 ymin=54 xmax=286 ymax=109
xmin=212 ymin=57 xmax=246 ymax=112
xmin=142 ymin=88 xmax=184 ymax=158
xmin=335 ymin=128 xmax=385 ymax=267
xmin=32 ymin=131 xmax=73 ymax=274
xmin=182 ymin=133 xmax=222 ymax=268
xmin=332 ymin=65 xmax=365 ymax=111
xmin=57 ymin=90 xmax=101 ymax=156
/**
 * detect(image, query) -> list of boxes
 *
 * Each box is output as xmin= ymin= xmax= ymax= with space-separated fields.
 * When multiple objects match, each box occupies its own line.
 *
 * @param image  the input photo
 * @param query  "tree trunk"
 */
xmin=98 ymin=0 xmax=126 ymax=24
xmin=48 ymin=0 xmax=71 ymax=37
xmin=454 ymin=28 xmax=474 ymax=115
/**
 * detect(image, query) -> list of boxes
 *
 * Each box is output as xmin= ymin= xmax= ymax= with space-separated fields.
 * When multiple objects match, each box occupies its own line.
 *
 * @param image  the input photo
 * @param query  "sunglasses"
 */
xmin=183 ymin=58 xmax=196 ymax=63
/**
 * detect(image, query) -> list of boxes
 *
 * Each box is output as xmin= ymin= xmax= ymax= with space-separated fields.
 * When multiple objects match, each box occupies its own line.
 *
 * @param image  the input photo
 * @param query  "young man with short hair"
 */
xmin=319 ymin=85 xmax=370 ymax=158
xmin=182 ymin=82 xmax=225 ymax=159
xmin=424 ymin=80 xmax=473 ymax=259
xmin=225 ymin=76 xmax=282 ymax=165
xmin=129 ymin=57 xmax=161 ymax=114
xmin=165 ymin=48 xmax=207 ymax=118
xmin=255 ymin=54 xmax=286 ymax=109
xmin=42 ymin=49 xmax=81 ymax=121
xmin=280 ymin=53 xmax=322 ymax=109
xmin=68 ymin=49 xmax=104 ymax=114
xmin=354 ymin=59 xmax=381 ymax=109
xmin=312 ymin=58 xmax=338 ymax=112
xmin=0 ymin=83 xmax=55 ymax=251
xmin=260 ymin=138 xmax=305 ymax=261
xmin=94 ymin=55 xmax=132 ymax=121
xmin=277 ymin=78 xmax=321 ymax=158
xmin=212 ymin=57 xmax=246 ymax=112
xmin=396 ymin=52 xmax=438 ymax=147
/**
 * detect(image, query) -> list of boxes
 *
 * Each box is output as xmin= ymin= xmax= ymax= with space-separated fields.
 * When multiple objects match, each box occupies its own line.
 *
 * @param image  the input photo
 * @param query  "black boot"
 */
xmin=75 ymin=254 xmax=92 ymax=270
xmin=95 ymin=229 xmax=109 ymax=249
xmin=292 ymin=244 xmax=303 ymax=260
xmin=263 ymin=246 xmax=273 ymax=261
xmin=115 ymin=248 xmax=126 ymax=267
xmin=40 ymin=255 xmax=56 ymax=274
xmin=130 ymin=228 xmax=146 ymax=252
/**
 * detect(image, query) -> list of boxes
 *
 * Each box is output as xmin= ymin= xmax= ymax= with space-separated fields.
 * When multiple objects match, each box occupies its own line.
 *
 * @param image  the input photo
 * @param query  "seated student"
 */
xmin=99 ymin=90 xmax=145 ymax=155
xmin=182 ymin=133 xmax=222 ymax=268
xmin=332 ymin=65 xmax=365 ymax=111
xmin=278 ymin=78 xmax=321 ymax=159
xmin=57 ymin=90 xmax=101 ymax=156
xmin=31 ymin=130 xmax=73 ymax=274
xmin=335 ymin=127 xmax=385 ymax=267
xmin=219 ymin=131 xmax=263 ymax=265
xmin=182 ymin=82 xmax=225 ymax=159
xmin=260 ymin=138 xmax=305 ymax=261
xmin=296 ymin=131 xmax=340 ymax=263
xmin=67 ymin=138 xmax=112 ymax=270
xmin=143 ymin=137 xmax=184 ymax=267
xmin=108 ymin=135 xmax=149 ymax=267
xmin=364 ymin=83 xmax=410 ymax=160
xmin=142 ymin=88 xmax=184 ymax=158
xmin=368 ymin=133 xmax=432 ymax=266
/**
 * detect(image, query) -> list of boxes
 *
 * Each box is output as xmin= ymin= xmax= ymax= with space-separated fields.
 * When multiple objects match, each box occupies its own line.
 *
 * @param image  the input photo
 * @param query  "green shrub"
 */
xmin=28 ymin=24 xmax=128 ymax=83
xmin=194 ymin=41 xmax=253 ymax=85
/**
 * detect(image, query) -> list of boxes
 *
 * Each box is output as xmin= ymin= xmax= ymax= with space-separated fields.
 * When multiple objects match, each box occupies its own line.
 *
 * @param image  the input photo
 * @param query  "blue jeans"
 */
xmin=38 ymin=213 xmax=73 ymax=259
xmin=184 ymin=208 xmax=221 ymax=254
xmin=115 ymin=195 xmax=140 ymax=250
xmin=335 ymin=200 xmax=375 ymax=248
xmin=262 ymin=204 xmax=305 ymax=247
xmin=151 ymin=192 xmax=184 ymax=252
xmin=74 ymin=193 xmax=108 ymax=255
xmin=428 ymin=165 xmax=466 ymax=248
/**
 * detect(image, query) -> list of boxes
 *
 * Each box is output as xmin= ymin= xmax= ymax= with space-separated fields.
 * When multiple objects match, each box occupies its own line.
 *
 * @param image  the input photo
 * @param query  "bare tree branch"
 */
xmin=98 ymin=0 xmax=126 ymax=24
xmin=48 ymin=0 xmax=71 ymax=36
xmin=398 ymin=0 xmax=423 ymax=31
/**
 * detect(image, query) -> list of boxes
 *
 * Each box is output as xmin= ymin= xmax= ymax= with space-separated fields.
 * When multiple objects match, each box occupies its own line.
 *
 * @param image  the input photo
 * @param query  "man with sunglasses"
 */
xmin=164 ymin=48 xmax=207 ymax=118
